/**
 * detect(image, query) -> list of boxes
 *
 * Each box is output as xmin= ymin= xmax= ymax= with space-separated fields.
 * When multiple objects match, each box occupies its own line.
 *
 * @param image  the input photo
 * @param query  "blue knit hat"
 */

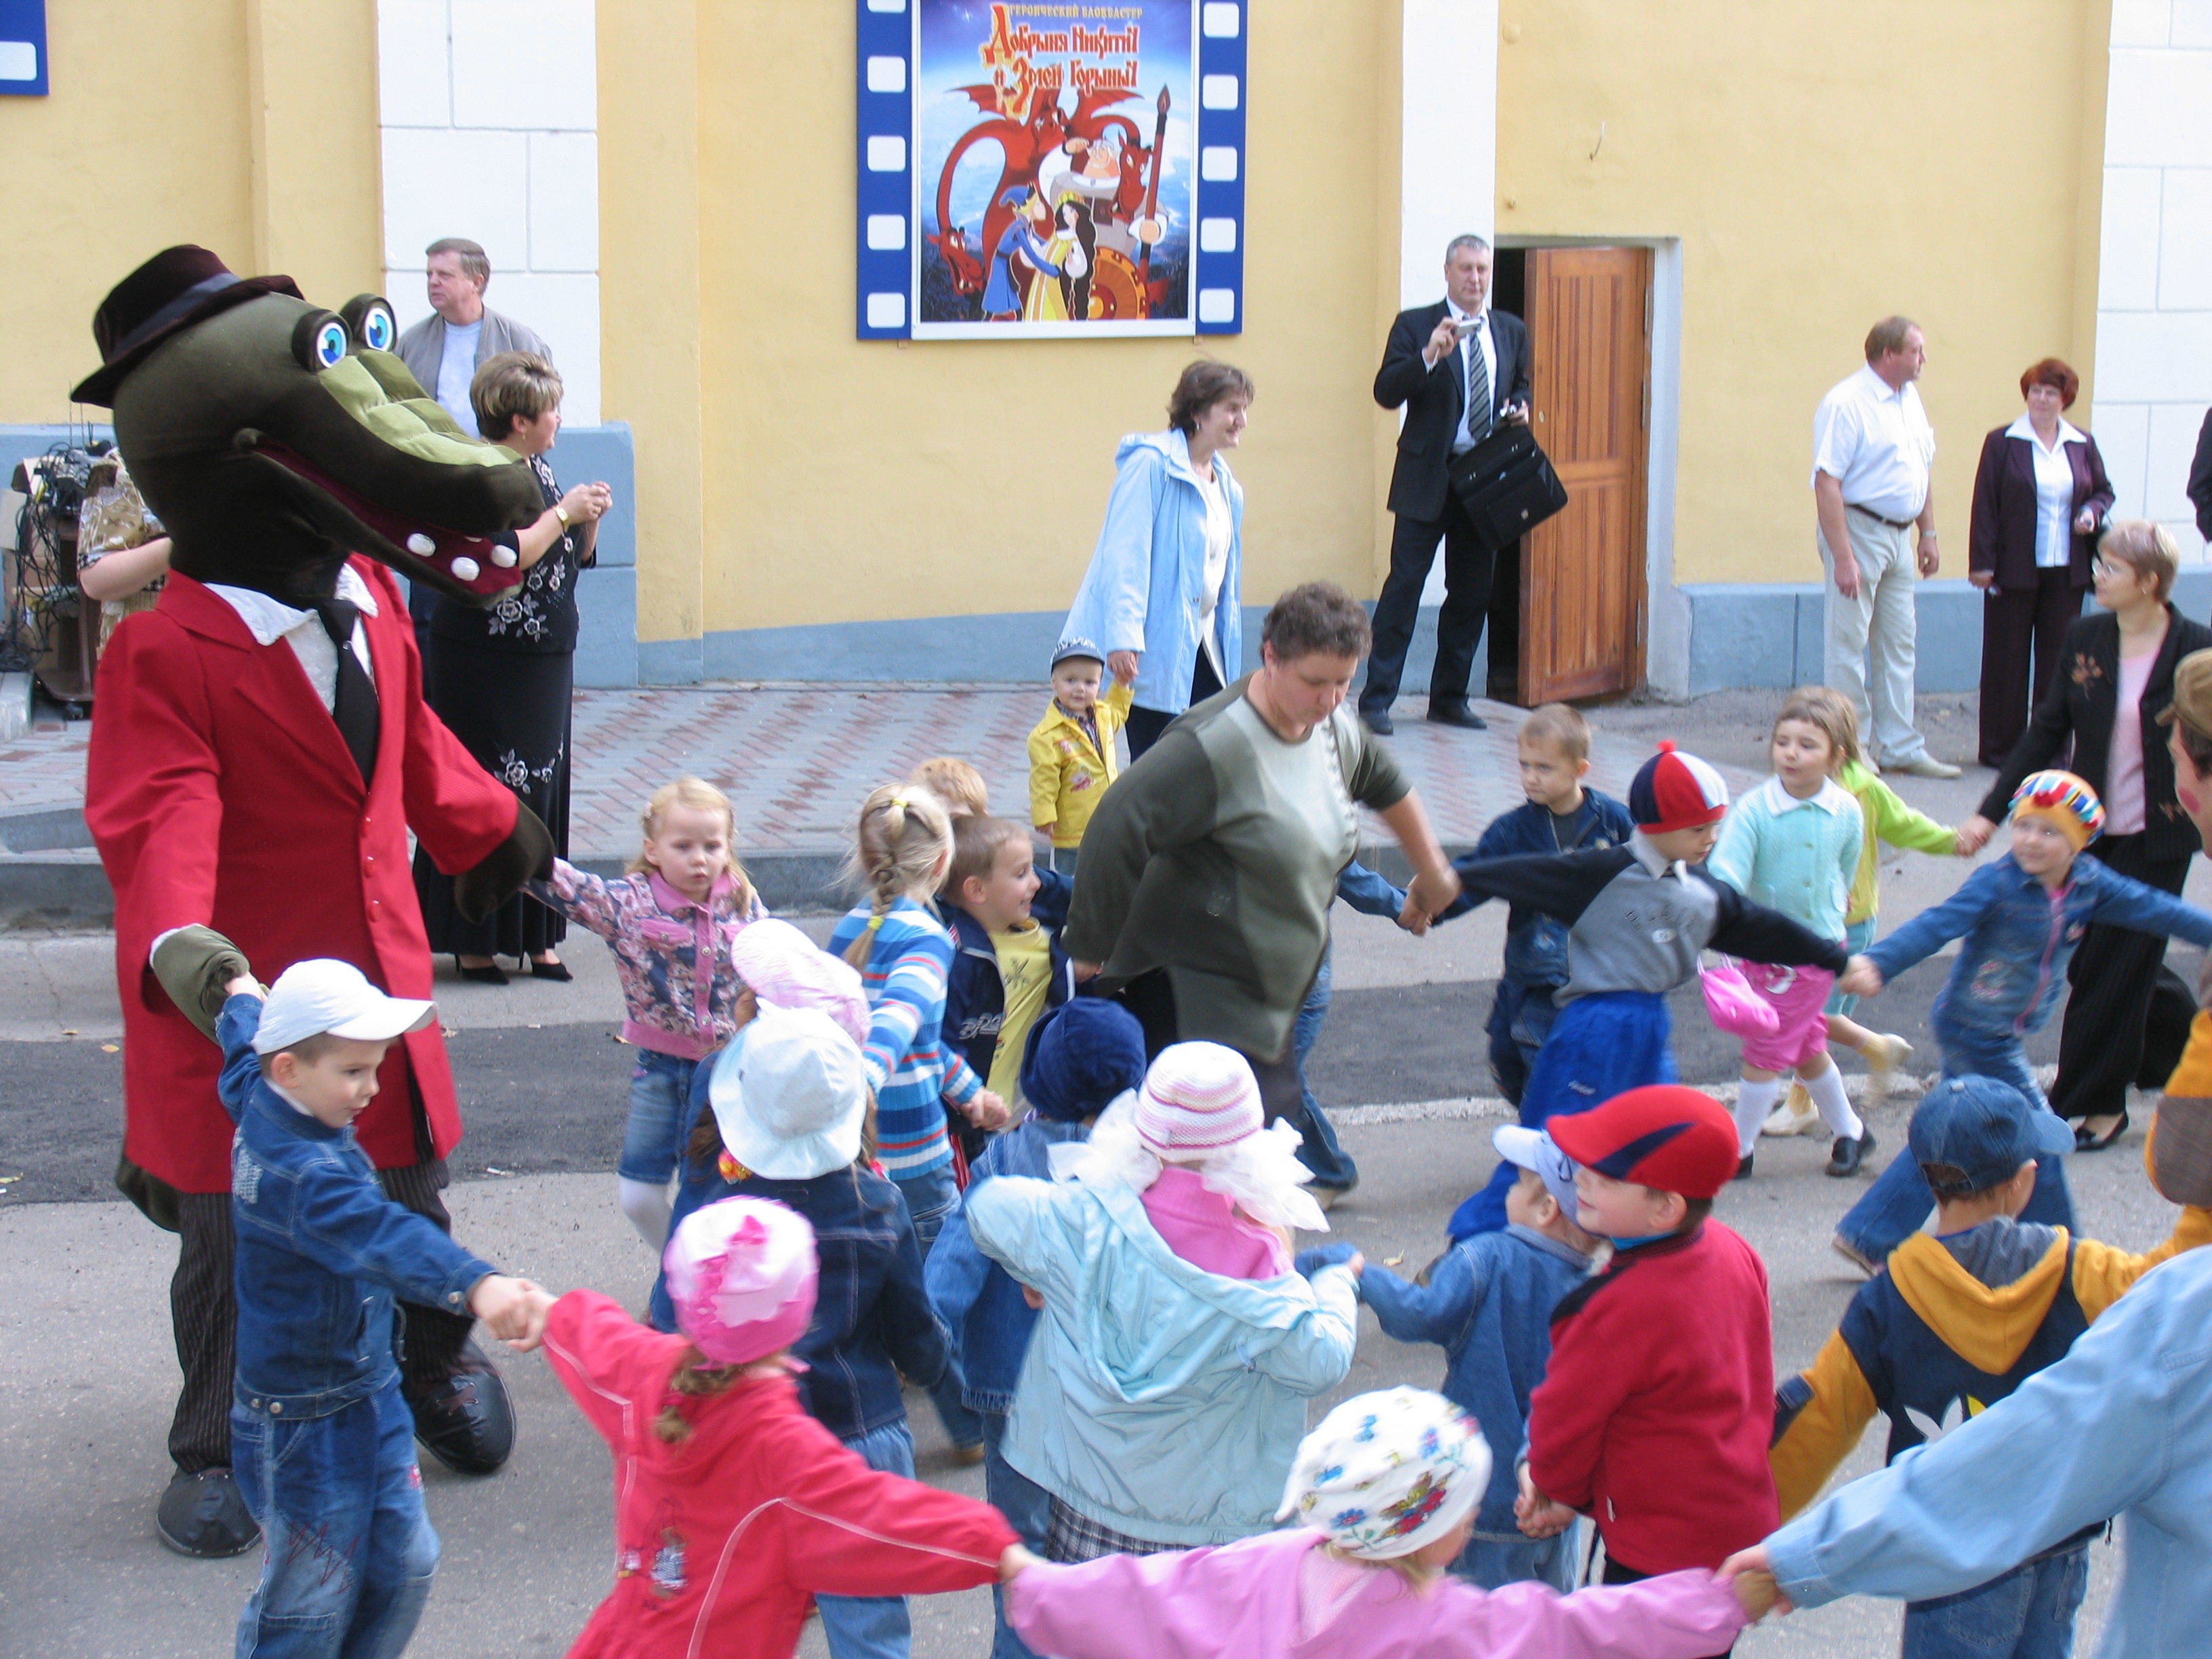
xmin=1019 ymin=998 xmax=1147 ymax=1122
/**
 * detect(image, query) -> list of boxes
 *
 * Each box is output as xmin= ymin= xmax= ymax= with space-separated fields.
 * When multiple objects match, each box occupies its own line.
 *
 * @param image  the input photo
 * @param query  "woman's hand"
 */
xmin=1955 ymin=814 xmax=1996 ymax=856
xmin=560 ymin=482 xmax=613 ymax=523
xmin=1106 ymin=651 xmax=1139 ymax=687
xmin=1406 ymin=864 xmax=1462 ymax=922
xmin=2076 ymin=506 xmax=2100 ymax=535
xmin=1969 ymin=569 xmax=1994 ymax=589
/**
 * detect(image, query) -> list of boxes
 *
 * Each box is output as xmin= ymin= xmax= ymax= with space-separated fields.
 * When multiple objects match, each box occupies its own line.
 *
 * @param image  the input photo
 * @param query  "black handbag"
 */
xmin=1447 ymin=423 xmax=1569 ymax=547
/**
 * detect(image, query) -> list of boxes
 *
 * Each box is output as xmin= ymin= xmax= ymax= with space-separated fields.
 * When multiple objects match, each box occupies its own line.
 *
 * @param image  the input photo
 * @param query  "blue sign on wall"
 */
xmin=0 ymin=0 xmax=47 ymax=96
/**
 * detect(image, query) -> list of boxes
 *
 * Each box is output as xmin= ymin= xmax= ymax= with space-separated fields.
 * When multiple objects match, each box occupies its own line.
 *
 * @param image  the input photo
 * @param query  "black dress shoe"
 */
xmin=528 ymin=956 xmax=573 ymax=982
xmin=1733 ymin=1153 xmax=1755 ymax=1181
xmin=1358 ymin=705 xmax=1394 ymax=737
xmin=407 ymin=1340 xmax=516 ymax=1475
xmin=2074 ymin=1111 xmax=2129 ymax=1152
xmin=1425 ymin=703 xmax=1488 ymax=731
xmin=157 ymin=1467 xmax=260 ymax=1558
xmin=455 ymin=956 xmax=510 ymax=985
xmin=1826 ymin=1128 xmax=1877 ymax=1178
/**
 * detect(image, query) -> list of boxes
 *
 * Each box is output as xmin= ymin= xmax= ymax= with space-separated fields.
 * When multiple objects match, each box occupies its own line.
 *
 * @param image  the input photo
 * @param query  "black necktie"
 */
xmin=1465 ymin=317 xmax=1492 ymax=446
xmin=313 ymin=600 xmax=380 ymax=783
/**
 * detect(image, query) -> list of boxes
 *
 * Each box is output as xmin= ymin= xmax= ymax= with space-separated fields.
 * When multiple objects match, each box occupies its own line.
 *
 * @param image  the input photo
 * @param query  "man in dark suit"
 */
xmin=1360 ymin=234 xmax=1533 ymax=735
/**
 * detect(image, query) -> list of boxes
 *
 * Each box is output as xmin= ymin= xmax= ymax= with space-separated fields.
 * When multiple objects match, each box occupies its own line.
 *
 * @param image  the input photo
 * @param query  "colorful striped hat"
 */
xmin=2007 ymin=769 xmax=2105 ymax=851
xmin=1628 ymin=741 xmax=1729 ymax=834
xmin=1133 ymin=1042 xmax=1265 ymax=1160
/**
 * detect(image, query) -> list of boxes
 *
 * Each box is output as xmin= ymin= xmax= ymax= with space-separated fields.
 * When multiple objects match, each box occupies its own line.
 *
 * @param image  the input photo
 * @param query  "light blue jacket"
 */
xmin=1767 ymin=1248 xmax=2212 ymax=1658
xmin=1062 ymin=429 xmax=1244 ymax=716
xmin=965 ymin=1172 xmax=1357 ymax=1545
xmin=1708 ymin=775 xmax=1862 ymax=942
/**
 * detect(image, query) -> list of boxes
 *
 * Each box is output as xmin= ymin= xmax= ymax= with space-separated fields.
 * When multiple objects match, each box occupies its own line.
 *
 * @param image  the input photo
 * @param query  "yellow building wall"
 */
xmin=602 ymin=0 xmax=1402 ymax=644
xmin=1495 ymin=0 xmax=2112 ymax=586
xmin=0 ymin=0 xmax=382 ymax=424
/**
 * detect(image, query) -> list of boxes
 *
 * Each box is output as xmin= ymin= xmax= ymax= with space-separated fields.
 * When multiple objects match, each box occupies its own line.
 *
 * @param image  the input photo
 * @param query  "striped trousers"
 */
xmin=166 ymin=1155 xmax=474 ymax=1474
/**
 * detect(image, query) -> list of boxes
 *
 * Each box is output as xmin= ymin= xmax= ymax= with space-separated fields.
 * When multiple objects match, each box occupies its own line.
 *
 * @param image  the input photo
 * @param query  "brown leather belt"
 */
xmin=1846 ymin=503 xmax=1916 ymax=531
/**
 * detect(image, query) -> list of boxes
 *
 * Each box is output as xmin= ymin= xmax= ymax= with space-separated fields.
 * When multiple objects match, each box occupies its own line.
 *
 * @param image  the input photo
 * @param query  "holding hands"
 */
xmin=1513 ymin=1463 xmax=1576 ymax=1540
xmin=965 ymin=1089 xmax=1012 ymax=1131
xmin=1955 ymin=814 xmax=1996 ymax=856
xmin=1837 ymin=955 xmax=1885 ymax=998
xmin=470 ymin=1275 xmax=555 ymax=1353
xmin=1719 ymin=1545 xmax=1793 ymax=1618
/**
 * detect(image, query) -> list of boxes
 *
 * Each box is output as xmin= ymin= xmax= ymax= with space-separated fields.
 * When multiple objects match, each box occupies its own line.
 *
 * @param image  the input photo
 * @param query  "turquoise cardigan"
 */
xmin=1708 ymin=775 xmax=1863 ymax=943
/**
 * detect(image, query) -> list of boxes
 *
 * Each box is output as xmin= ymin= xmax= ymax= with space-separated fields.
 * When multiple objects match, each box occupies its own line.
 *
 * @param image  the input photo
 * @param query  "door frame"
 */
xmin=1497 ymin=235 xmax=1684 ymax=699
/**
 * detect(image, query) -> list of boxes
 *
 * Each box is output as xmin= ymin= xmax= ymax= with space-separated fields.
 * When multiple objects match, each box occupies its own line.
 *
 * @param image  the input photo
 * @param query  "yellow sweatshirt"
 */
xmin=1027 ymin=682 xmax=1132 ymax=848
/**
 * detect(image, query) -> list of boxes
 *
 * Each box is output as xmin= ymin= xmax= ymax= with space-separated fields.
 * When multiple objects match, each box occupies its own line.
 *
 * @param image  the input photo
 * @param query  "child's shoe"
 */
xmin=1825 ymin=1127 xmax=1877 ymax=1178
xmin=1862 ymin=1032 xmax=1914 ymax=1094
xmin=1760 ymin=1082 xmax=1820 ymax=1137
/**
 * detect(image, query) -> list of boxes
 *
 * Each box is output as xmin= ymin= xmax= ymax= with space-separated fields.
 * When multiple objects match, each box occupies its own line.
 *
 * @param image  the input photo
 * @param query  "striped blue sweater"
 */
xmin=826 ymin=897 xmax=983 ymax=1178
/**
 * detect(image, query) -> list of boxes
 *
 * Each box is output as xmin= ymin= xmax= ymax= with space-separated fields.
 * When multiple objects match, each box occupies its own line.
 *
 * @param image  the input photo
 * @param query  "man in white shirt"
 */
xmin=393 ymin=238 xmax=554 ymax=440
xmin=1811 ymin=317 xmax=1960 ymax=778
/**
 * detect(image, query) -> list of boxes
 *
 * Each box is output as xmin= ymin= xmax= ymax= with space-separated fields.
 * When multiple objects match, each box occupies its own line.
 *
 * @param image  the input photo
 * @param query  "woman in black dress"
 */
xmin=413 ymin=350 xmax=613 ymax=982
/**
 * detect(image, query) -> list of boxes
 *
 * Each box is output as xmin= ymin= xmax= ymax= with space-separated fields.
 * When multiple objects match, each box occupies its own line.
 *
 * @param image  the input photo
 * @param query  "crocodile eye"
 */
xmin=359 ymin=304 xmax=394 ymax=352
xmin=293 ymin=311 xmax=350 ymax=373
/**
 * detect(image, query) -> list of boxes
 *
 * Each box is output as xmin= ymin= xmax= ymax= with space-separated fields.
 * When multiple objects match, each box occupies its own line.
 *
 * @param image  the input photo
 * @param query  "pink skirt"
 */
xmin=1736 ymin=961 xmax=1836 ymax=1073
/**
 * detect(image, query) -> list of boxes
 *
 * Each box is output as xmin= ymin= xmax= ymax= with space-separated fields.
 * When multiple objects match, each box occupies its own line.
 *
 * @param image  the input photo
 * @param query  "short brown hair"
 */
xmin=470 ymin=351 xmax=562 ymax=441
xmin=426 ymin=237 xmax=490 ymax=285
xmin=1262 ymin=581 xmax=1371 ymax=661
xmin=910 ymin=756 xmax=989 ymax=817
xmin=1519 ymin=703 xmax=1591 ymax=762
xmin=1864 ymin=316 xmax=1919 ymax=363
xmin=2173 ymin=712 xmax=2212 ymax=778
xmin=1167 ymin=360 xmax=1254 ymax=436
xmin=2019 ymin=356 xmax=2080 ymax=409
xmin=2097 ymin=520 xmax=2178 ymax=602
xmin=946 ymin=815 xmax=1028 ymax=899
xmin=1774 ymin=685 xmax=1860 ymax=771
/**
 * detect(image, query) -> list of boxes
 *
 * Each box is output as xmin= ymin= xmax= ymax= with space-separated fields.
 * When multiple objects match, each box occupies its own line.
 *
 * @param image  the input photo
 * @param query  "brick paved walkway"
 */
xmin=1 ymin=687 xmax=1753 ymax=856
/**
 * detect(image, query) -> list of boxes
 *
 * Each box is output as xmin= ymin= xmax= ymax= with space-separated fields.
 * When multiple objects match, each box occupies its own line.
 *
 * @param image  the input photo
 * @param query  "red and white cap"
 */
xmin=1629 ymin=741 xmax=1730 ymax=834
xmin=1134 ymin=1042 xmax=1265 ymax=1160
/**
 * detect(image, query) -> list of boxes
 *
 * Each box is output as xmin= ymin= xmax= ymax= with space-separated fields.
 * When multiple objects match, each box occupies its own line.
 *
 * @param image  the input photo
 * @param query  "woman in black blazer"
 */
xmin=1969 ymin=357 xmax=2115 ymax=764
xmin=1963 ymin=523 xmax=2211 ymax=1148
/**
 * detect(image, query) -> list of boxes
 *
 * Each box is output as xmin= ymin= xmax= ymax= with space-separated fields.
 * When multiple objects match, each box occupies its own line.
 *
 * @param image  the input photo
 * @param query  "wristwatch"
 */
xmin=554 ymin=504 xmax=572 ymax=528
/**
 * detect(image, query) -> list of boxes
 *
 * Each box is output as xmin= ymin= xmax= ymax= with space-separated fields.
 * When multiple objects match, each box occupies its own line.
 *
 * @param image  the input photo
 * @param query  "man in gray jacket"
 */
xmin=395 ymin=237 xmax=552 ymax=439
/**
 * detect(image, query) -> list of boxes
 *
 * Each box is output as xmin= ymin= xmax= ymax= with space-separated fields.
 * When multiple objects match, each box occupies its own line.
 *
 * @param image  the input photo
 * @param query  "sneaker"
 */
xmin=1826 ymin=1127 xmax=1877 ymax=1177
xmin=1733 ymin=1153 xmax=1755 ymax=1181
xmin=1862 ymin=1033 xmax=1914 ymax=1092
xmin=1893 ymin=756 xmax=1963 ymax=779
xmin=1761 ymin=1084 xmax=1821 ymax=1137
xmin=1831 ymin=1233 xmax=1881 ymax=1277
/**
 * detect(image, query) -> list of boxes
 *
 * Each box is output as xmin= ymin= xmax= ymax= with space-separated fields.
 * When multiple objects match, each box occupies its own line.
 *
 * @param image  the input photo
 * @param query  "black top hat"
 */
xmin=71 ymin=245 xmax=303 ymax=407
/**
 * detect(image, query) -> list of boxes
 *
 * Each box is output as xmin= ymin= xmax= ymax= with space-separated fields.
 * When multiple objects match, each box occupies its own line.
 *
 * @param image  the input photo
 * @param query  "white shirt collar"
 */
xmin=1627 ymin=829 xmax=1683 ymax=878
xmin=1757 ymin=775 xmax=1853 ymax=815
xmin=1446 ymin=298 xmax=1488 ymax=325
xmin=206 ymin=564 xmax=379 ymax=646
xmin=2004 ymin=412 xmax=2087 ymax=450
xmin=1851 ymin=362 xmax=1906 ymax=403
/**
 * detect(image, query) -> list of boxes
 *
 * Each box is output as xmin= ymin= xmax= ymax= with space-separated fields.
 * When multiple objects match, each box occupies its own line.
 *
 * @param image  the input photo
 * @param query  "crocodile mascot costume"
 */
xmin=75 ymin=246 xmax=554 ymax=1557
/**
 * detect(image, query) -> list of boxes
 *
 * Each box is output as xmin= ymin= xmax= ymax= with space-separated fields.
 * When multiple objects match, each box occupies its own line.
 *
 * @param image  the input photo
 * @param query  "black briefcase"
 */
xmin=1446 ymin=423 xmax=1569 ymax=546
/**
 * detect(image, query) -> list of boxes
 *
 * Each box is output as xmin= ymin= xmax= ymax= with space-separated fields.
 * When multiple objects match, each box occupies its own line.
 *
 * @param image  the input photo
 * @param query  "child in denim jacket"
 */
xmin=530 ymin=776 xmax=764 ymax=1252
xmin=213 ymin=959 xmax=541 ymax=1659
xmin=1837 ymin=769 xmax=2212 ymax=1265
xmin=926 ymin=998 xmax=1149 ymax=1659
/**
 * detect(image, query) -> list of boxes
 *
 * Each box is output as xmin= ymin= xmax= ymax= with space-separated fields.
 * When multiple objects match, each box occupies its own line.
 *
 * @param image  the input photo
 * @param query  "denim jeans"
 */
xmin=980 ymin=1408 xmax=1050 ymax=1659
xmin=893 ymin=1166 xmax=984 ymax=1450
xmin=619 ymin=1049 xmax=702 ymax=1185
xmin=1289 ymin=943 xmax=1359 ymax=1189
xmin=1836 ymin=1019 xmax=2075 ymax=1262
xmin=816 ymin=1419 xmax=919 ymax=1659
xmin=1049 ymin=846 xmax=1080 ymax=876
xmin=1454 ymin=1520 xmax=1582 ymax=1593
xmin=1900 ymin=1543 xmax=2089 ymax=1659
xmin=230 ymin=1381 xmax=438 ymax=1659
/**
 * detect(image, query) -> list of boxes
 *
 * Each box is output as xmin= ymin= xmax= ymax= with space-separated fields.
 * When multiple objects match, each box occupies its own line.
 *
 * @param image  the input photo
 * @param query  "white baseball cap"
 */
xmin=709 ymin=1001 xmax=870 ymax=1180
xmin=252 ymin=959 xmax=436 ymax=1054
xmin=1492 ymin=1124 xmax=1580 ymax=1222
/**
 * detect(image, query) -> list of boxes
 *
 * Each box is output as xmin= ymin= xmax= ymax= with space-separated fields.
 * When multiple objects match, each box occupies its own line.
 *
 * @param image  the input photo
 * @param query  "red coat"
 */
xmin=84 ymin=560 xmax=517 ymax=1192
xmin=542 ymin=1290 xmax=1016 ymax=1659
xmin=1526 ymin=1219 xmax=1778 ymax=1576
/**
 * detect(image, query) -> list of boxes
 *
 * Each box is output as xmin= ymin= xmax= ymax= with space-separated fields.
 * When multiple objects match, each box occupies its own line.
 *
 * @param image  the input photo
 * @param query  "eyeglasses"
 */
xmin=2092 ymin=558 xmax=2131 ymax=579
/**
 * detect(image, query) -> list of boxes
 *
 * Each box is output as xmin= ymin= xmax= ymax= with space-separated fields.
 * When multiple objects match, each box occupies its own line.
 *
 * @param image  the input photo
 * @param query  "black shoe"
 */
xmin=156 ymin=1468 xmax=260 ymax=1559
xmin=455 ymin=956 xmax=510 ymax=985
xmin=1733 ymin=1153 xmax=1755 ymax=1181
xmin=528 ymin=956 xmax=573 ymax=982
xmin=406 ymin=1340 xmax=516 ymax=1475
xmin=2075 ymin=1111 xmax=2129 ymax=1152
xmin=1425 ymin=703 xmax=1488 ymax=731
xmin=1359 ymin=705 xmax=1394 ymax=737
xmin=1826 ymin=1128 xmax=1877 ymax=1177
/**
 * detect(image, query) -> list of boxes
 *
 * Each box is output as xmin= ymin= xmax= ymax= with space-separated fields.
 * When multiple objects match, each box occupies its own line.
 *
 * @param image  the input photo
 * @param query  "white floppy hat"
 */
xmin=709 ymin=1002 xmax=870 ymax=1180
xmin=252 ymin=959 xmax=435 ymax=1055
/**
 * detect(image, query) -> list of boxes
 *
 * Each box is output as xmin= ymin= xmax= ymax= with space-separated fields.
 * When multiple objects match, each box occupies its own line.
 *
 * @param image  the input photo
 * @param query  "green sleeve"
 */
xmin=1866 ymin=779 xmax=1957 ymax=855
xmin=1060 ymin=728 xmax=1221 ymax=965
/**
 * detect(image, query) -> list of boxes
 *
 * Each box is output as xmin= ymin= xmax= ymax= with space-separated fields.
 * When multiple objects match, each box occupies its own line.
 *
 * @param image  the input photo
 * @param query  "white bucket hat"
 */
xmin=708 ymin=1002 xmax=869 ymax=1180
xmin=252 ymin=959 xmax=435 ymax=1054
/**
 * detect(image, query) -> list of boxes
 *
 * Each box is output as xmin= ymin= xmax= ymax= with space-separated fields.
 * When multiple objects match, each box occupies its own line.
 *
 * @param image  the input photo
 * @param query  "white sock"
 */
xmin=618 ymin=1177 xmax=674 ymax=1251
xmin=1732 ymin=1079 xmax=1781 ymax=1156
xmin=1804 ymin=1065 xmax=1864 ymax=1141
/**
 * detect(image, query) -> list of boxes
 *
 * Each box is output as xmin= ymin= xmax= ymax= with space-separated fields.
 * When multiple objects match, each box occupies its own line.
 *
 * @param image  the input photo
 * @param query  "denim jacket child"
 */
xmin=217 ymin=996 xmax=496 ymax=1418
xmin=1467 ymin=790 xmax=1636 ymax=987
xmin=1864 ymin=852 xmax=2212 ymax=1038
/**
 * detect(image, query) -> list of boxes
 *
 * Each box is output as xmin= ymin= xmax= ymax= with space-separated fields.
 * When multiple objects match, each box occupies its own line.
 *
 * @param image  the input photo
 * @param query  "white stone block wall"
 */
xmin=376 ymin=0 xmax=600 ymax=424
xmin=2095 ymin=0 xmax=2212 ymax=558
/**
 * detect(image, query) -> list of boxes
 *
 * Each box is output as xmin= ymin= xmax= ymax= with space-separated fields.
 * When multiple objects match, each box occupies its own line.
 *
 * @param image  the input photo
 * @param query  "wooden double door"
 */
xmin=1508 ymin=245 xmax=1652 ymax=704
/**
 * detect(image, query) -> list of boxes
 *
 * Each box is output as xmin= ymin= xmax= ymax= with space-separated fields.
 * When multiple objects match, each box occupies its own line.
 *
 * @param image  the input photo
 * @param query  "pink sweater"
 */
xmin=1140 ymin=1168 xmax=1290 ymax=1279
xmin=1007 ymin=1528 xmax=1749 ymax=1659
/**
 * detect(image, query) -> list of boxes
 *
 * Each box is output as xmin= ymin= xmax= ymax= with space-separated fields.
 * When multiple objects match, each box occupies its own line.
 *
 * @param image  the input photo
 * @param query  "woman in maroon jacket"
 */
xmin=1969 ymin=357 xmax=2114 ymax=765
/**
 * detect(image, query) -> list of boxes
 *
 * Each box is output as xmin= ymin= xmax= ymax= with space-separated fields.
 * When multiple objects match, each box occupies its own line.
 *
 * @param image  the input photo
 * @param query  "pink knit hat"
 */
xmin=729 ymin=919 xmax=870 ymax=1046
xmin=1134 ymin=1042 xmax=1264 ymax=1160
xmin=661 ymin=1197 xmax=819 ymax=1366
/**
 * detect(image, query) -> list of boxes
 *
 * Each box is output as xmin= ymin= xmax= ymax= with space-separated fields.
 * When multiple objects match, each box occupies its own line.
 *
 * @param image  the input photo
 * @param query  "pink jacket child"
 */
xmin=1006 ymin=1387 xmax=1767 ymax=1659
xmin=541 ymin=1197 xmax=1017 ymax=1659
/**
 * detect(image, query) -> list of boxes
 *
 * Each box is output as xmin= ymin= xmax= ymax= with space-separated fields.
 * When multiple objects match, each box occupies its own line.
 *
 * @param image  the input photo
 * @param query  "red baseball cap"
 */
xmin=1548 ymin=1085 xmax=1740 ymax=1200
